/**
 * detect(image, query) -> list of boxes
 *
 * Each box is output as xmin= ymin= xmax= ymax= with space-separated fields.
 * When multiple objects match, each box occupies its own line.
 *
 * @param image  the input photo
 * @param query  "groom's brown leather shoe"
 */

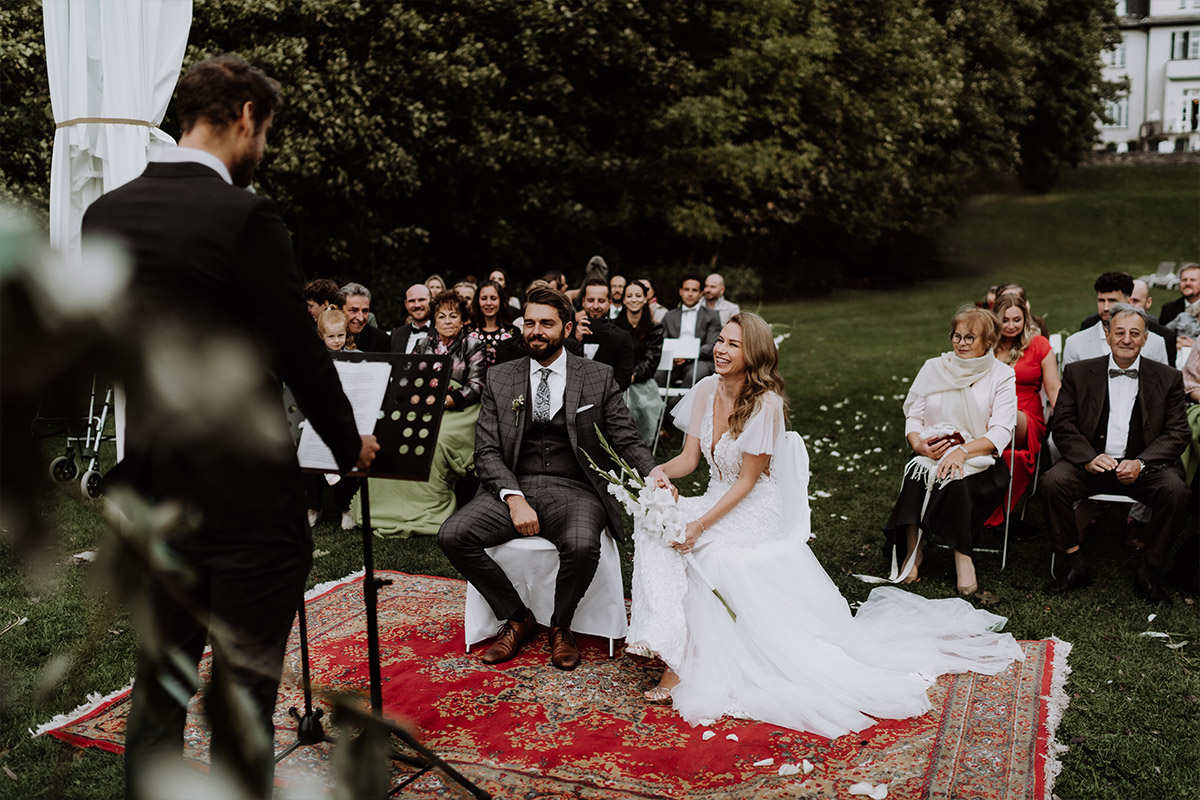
xmin=549 ymin=626 xmax=581 ymax=671
xmin=481 ymin=610 xmax=537 ymax=664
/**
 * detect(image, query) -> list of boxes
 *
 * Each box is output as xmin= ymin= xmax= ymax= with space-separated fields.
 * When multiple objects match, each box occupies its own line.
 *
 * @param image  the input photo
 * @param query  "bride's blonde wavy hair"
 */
xmin=727 ymin=312 xmax=789 ymax=438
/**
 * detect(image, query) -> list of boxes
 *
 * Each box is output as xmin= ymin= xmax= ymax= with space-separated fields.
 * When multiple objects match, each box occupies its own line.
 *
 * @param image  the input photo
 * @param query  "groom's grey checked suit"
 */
xmin=438 ymin=350 xmax=657 ymax=629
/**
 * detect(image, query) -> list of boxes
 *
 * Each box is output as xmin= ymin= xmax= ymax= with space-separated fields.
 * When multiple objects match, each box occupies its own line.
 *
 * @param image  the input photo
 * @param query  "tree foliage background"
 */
xmin=2 ymin=0 xmax=1121 ymax=320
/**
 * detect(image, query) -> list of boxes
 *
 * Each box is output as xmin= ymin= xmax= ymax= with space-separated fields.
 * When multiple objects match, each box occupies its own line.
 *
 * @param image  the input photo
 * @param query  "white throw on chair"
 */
xmin=463 ymin=529 xmax=628 ymax=656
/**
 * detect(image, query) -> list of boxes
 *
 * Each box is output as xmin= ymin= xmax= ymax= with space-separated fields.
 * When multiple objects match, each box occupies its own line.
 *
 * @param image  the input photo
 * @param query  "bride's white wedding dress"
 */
xmin=627 ymin=376 xmax=1024 ymax=739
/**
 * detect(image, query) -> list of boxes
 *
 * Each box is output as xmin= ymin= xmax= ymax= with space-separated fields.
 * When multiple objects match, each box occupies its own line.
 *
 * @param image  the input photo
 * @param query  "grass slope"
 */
xmin=1 ymin=164 xmax=1198 ymax=799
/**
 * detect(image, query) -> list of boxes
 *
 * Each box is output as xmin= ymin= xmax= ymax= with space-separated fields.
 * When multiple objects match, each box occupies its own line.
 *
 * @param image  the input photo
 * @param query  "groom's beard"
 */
xmin=524 ymin=330 xmax=565 ymax=362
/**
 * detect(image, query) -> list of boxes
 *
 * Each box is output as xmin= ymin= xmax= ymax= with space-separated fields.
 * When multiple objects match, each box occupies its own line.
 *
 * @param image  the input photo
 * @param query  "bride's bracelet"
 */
xmin=694 ymin=519 xmax=706 ymax=532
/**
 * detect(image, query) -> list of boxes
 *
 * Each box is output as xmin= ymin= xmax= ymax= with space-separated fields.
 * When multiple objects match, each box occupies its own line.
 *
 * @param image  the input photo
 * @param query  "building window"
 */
xmin=1181 ymin=89 xmax=1200 ymax=132
xmin=1172 ymin=29 xmax=1200 ymax=60
xmin=1103 ymin=42 xmax=1127 ymax=68
xmin=1104 ymin=96 xmax=1130 ymax=128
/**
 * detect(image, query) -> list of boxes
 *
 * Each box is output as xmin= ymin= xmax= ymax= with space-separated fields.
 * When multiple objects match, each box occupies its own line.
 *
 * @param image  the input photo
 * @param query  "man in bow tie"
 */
xmin=1042 ymin=304 xmax=1190 ymax=604
xmin=438 ymin=287 xmax=664 ymax=669
xmin=389 ymin=283 xmax=432 ymax=354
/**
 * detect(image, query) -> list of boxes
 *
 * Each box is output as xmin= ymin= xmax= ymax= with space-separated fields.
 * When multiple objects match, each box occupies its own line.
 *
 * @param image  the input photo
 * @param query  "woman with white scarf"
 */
xmin=882 ymin=306 xmax=1017 ymax=596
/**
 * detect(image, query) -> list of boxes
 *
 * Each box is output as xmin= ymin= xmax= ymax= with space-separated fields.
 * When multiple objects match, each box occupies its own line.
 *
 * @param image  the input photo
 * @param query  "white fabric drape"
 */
xmin=44 ymin=0 xmax=192 ymax=256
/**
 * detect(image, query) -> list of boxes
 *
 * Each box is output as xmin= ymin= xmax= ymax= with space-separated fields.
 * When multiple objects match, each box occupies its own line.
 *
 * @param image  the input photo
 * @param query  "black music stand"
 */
xmin=279 ymin=351 xmax=488 ymax=799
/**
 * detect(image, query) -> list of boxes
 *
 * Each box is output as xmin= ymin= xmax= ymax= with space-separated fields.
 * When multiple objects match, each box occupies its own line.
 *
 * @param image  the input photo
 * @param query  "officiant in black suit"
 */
xmin=82 ymin=54 xmax=378 ymax=799
xmin=571 ymin=278 xmax=635 ymax=392
xmin=1042 ymin=304 xmax=1190 ymax=605
xmin=656 ymin=274 xmax=722 ymax=388
xmin=438 ymin=287 xmax=664 ymax=670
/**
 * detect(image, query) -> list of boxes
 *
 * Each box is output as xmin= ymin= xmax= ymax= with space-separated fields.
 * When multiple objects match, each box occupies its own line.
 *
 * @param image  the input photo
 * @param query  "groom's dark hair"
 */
xmin=524 ymin=286 xmax=574 ymax=327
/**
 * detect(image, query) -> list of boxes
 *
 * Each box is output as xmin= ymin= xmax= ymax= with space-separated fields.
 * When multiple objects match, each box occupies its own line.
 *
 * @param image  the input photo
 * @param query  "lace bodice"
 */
xmin=699 ymin=394 xmax=778 ymax=488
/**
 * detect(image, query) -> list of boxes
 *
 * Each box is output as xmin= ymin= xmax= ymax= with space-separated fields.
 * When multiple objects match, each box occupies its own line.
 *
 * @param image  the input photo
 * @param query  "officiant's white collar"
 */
xmin=153 ymin=146 xmax=233 ymax=185
xmin=529 ymin=346 xmax=567 ymax=378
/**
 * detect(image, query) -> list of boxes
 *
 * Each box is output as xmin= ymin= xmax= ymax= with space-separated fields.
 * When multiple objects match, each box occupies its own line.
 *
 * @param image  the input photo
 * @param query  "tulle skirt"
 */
xmin=660 ymin=491 xmax=1024 ymax=738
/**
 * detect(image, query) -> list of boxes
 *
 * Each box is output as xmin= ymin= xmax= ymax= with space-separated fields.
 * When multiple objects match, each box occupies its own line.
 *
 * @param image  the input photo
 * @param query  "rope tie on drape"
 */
xmin=55 ymin=117 xmax=157 ymax=129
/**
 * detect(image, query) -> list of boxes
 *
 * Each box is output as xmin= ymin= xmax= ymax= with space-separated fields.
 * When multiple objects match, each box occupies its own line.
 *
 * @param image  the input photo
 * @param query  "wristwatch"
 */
xmin=1137 ymin=459 xmax=1145 ymax=472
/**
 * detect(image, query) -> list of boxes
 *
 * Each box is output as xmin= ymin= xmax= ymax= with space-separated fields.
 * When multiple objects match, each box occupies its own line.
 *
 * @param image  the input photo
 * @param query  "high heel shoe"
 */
xmin=957 ymin=583 xmax=978 ymax=597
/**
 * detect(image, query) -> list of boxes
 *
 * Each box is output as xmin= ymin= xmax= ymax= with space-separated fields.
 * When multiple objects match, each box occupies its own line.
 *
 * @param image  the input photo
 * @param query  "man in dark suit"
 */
xmin=1078 ymin=279 xmax=1176 ymax=367
xmin=1158 ymin=263 xmax=1199 ymax=329
xmin=339 ymin=282 xmax=390 ymax=351
xmin=656 ymin=274 xmax=722 ymax=388
xmin=1042 ymin=305 xmax=1190 ymax=605
xmin=571 ymin=278 xmax=635 ymax=392
xmin=82 ymin=55 xmax=378 ymax=798
xmin=438 ymin=287 xmax=665 ymax=670
xmin=389 ymin=283 xmax=432 ymax=354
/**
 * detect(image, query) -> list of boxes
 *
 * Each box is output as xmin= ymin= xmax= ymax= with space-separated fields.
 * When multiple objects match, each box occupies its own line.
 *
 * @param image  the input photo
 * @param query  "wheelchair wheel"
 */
xmin=81 ymin=469 xmax=104 ymax=500
xmin=50 ymin=456 xmax=78 ymax=482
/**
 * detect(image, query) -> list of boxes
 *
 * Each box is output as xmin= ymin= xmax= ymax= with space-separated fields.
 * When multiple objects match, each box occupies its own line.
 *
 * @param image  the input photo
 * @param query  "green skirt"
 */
xmin=354 ymin=400 xmax=480 ymax=536
xmin=1182 ymin=402 xmax=1200 ymax=487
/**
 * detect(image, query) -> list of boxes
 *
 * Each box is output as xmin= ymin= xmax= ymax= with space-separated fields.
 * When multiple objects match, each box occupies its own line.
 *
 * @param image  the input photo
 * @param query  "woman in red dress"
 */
xmin=988 ymin=293 xmax=1061 ymax=524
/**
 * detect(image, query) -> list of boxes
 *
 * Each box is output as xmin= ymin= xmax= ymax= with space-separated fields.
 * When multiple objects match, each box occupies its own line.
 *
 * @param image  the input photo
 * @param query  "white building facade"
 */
xmin=1098 ymin=0 xmax=1200 ymax=151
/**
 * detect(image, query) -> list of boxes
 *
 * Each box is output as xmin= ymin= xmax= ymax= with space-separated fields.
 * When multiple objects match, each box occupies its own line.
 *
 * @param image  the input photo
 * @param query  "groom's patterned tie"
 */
xmin=534 ymin=368 xmax=552 ymax=426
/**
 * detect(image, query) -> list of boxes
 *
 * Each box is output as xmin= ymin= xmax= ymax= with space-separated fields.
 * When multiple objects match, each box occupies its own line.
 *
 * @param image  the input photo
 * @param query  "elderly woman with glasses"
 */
xmin=881 ymin=305 xmax=1017 ymax=597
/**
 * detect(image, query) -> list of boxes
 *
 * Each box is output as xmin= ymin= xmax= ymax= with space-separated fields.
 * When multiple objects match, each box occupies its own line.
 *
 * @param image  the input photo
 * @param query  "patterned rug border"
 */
xmin=34 ymin=571 xmax=1074 ymax=800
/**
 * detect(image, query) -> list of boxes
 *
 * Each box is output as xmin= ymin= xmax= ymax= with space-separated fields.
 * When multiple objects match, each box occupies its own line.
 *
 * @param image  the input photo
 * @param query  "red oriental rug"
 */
xmin=37 ymin=571 xmax=1071 ymax=799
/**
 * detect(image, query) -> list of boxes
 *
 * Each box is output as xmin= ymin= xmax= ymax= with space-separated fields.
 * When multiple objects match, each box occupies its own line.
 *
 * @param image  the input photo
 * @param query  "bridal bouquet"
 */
xmin=583 ymin=426 xmax=736 ymax=622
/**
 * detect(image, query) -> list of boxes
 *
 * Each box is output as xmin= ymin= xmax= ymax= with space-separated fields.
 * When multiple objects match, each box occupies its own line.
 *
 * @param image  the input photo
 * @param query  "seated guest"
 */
xmin=303 ymin=278 xmax=339 ymax=322
xmin=364 ymin=292 xmax=486 ymax=536
xmin=468 ymin=280 xmax=519 ymax=369
xmin=1157 ymin=263 xmax=1199 ymax=338
xmin=306 ymin=307 xmax=360 ymax=529
xmin=389 ymin=284 xmax=433 ymax=354
xmin=639 ymin=277 xmax=669 ymax=323
xmin=425 ymin=273 xmax=447 ymax=297
xmin=656 ymin=274 xmax=722 ymax=388
xmin=985 ymin=294 xmax=1060 ymax=526
xmin=703 ymin=272 xmax=740 ymax=325
xmin=1063 ymin=272 xmax=1169 ymax=367
xmin=542 ymin=270 xmax=568 ymax=293
xmin=1164 ymin=298 xmax=1200 ymax=349
xmin=488 ymin=268 xmax=522 ymax=311
xmin=609 ymin=274 xmax=626 ymax=319
xmin=572 ymin=278 xmax=635 ymax=391
xmin=567 ymin=255 xmax=609 ymax=308
xmin=995 ymin=283 xmax=1050 ymax=337
xmin=453 ymin=280 xmax=477 ymax=307
xmin=980 ymin=285 xmax=999 ymax=310
xmin=339 ymin=281 xmax=390 ymax=351
xmin=1042 ymin=304 xmax=1190 ymax=604
xmin=1079 ymin=279 xmax=1176 ymax=366
xmin=615 ymin=280 xmax=665 ymax=445
xmin=882 ymin=306 xmax=1016 ymax=596
xmin=1182 ymin=346 xmax=1200 ymax=488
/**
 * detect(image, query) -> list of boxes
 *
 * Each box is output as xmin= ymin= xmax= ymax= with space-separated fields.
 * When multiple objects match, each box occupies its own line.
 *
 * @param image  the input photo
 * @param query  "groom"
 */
xmin=438 ymin=287 xmax=661 ymax=670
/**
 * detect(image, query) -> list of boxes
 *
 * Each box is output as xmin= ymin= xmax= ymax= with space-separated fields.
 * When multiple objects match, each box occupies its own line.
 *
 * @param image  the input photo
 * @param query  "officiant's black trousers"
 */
xmin=438 ymin=475 xmax=607 ymax=629
xmin=124 ymin=522 xmax=310 ymax=799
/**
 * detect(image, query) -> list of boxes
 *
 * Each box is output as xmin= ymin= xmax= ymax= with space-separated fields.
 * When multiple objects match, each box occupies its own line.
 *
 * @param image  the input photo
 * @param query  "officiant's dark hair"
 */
xmin=524 ymin=286 xmax=574 ymax=327
xmin=176 ymin=54 xmax=282 ymax=136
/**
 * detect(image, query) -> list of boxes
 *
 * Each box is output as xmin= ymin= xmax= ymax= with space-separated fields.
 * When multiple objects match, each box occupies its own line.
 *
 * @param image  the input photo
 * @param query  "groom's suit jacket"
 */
xmin=1051 ymin=355 xmax=1189 ymax=470
xmin=473 ymin=350 xmax=657 ymax=541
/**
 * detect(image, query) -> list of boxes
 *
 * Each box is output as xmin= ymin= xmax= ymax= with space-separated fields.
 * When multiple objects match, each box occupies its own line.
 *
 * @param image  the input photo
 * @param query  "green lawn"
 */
xmin=2 ymin=163 xmax=1198 ymax=799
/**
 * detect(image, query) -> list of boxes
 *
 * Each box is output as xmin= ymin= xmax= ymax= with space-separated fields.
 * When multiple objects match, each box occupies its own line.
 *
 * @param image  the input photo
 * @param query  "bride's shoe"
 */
xmin=643 ymin=686 xmax=673 ymax=702
xmin=957 ymin=583 xmax=978 ymax=597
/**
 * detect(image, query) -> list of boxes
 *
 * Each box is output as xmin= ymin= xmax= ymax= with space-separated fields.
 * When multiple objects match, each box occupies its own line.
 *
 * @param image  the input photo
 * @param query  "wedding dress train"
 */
xmin=627 ymin=376 xmax=1024 ymax=739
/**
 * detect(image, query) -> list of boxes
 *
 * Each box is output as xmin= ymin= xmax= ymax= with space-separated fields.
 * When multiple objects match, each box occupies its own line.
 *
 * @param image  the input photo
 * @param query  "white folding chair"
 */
xmin=651 ymin=337 xmax=700 ymax=455
xmin=463 ymin=529 xmax=627 ymax=656
xmin=1049 ymin=493 xmax=1137 ymax=577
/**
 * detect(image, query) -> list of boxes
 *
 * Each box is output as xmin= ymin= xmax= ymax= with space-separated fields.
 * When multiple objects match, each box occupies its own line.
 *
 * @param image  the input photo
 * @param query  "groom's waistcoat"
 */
xmin=516 ymin=402 xmax=589 ymax=484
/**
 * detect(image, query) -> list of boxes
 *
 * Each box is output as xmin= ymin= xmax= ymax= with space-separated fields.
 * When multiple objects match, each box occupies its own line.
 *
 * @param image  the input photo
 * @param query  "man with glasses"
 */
xmin=1041 ymin=304 xmax=1190 ymax=605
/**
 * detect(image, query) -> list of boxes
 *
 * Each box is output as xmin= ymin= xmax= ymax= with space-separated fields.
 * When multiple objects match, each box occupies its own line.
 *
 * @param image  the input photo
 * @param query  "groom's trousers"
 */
xmin=438 ymin=475 xmax=608 ymax=629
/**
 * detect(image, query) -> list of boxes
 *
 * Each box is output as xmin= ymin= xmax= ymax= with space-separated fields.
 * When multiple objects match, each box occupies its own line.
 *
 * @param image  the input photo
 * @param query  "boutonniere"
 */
xmin=511 ymin=395 xmax=525 ymax=425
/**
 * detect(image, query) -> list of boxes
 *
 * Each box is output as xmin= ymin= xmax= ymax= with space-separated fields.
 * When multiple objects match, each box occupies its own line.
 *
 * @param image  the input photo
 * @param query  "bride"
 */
xmin=639 ymin=312 xmax=1024 ymax=738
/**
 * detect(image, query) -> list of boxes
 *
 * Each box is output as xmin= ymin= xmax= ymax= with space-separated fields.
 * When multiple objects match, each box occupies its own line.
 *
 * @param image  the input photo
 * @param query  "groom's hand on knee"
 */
xmin=506 ymin=495 xmax=540 ymax=536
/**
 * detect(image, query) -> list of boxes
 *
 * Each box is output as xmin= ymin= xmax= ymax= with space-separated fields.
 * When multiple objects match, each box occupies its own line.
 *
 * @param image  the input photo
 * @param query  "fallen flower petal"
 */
xmin=726 ymin=734 xmax=739 ymax=741
xmin=753 ymin=758 xmax=774 ymax=767
xmin=778 ymin=763 xmax=800 ymax=776
xmin=701 ymin=731 xmax=716 ymax=741
xmin=802 ymin=759 xmax=814 ymax=773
